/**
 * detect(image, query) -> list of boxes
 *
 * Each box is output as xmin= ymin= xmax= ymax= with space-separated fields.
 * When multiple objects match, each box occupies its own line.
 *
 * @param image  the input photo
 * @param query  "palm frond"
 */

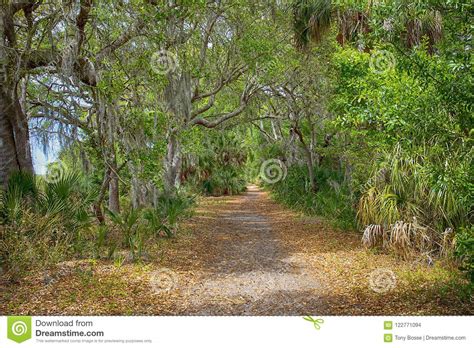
xmin=292 ymin=0 xmax=333 ymax=50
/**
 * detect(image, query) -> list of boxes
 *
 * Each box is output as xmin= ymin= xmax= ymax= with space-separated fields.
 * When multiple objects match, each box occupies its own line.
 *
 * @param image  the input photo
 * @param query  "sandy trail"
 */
xmin=181 ymin=185 xmax=324 ymax=315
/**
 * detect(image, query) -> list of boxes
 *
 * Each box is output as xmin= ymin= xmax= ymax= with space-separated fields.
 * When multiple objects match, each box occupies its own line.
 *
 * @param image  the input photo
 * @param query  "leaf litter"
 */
xmin=1 ymin=186 xmax=471 ymax=315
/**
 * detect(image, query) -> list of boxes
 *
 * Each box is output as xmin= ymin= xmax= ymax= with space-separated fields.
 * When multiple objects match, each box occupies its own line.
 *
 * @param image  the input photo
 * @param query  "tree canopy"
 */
xmin=0 ymin=0 xmax=472 ymax=297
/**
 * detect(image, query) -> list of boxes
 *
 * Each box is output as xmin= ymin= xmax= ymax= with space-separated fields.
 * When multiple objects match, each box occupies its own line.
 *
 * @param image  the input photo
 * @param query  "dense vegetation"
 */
xmin=0 ymin=0 xmax=472 ymax=291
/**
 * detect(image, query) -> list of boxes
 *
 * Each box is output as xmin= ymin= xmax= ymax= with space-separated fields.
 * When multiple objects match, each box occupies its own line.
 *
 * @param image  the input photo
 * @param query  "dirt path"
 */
xmin=180 ymin=185 xmax=325 ymax=315
xmin=1 ymin=186 xmax=471 ymax=315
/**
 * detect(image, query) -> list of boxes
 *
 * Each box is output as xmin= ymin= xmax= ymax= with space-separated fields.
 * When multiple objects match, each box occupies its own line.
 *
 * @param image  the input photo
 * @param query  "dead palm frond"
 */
xmin=424 ymin=10 xmax=443 ymax=45
xmin=358 ymin=185 xmax=380 ymax=226
xmin=440 ymin=227 xmax=455 ymax=257
xmin=362 ymin=224 xmax=386 ymax=248
xmin=357 ymin=142 xmax=463 ymax=258
xmin=292 ymin=0 xmax=443 ymax=52
xmin=402 ymin=1 xmax=443 ymax=52
xmin=406 ymin=17 xmax=423 ymax=48
xmin=390 ymin=220 xmax=413 ymax=258
xmin=336 ymin=8 xmax=369 ymax=47
xmin=389 ymin=220 xmax=431 ymax=259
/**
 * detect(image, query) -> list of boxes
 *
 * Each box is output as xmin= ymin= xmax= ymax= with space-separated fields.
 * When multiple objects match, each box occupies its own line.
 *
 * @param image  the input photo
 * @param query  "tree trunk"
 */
xmin=0 ymin=9 xmax=33 ymax=186
xmin=0 ymin=87 xmax=33 ymax=187
xmin=163 ymin=131 xmax=182 ymax=195
xmin=95 ymin=168 xmax=110 ymax=223
xmin=292 ymin=126 xmax=318 ymax=193
xmin=108 ymin=159 xmax=120 ymax=213
xmin=304 ymin=150 xmax=318 ymax=193
xmin=129 ymin=163 xmax=147 ymax=210
xmin=161 ymin=69 xmax=191 ymax=196
xmin=130 ymin=174 xmax=140 ymax=210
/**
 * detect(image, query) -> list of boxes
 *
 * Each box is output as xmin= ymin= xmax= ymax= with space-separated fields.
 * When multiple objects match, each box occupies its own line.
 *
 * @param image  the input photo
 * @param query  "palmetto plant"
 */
xmin=40 ymin=171 xmax=96 ymax=232
xmin=154 ymin=193 xmax=195 ymax=227
xmin=142 ymin=193 xmax=195 ymax=238
xmin=107 ymin=208 xmax=141 ymax=246
xmin=0 ymin=172 xmax=38 ymax=225
xmin=292 ymin=0 xmax=333 ymax=49
xmin=292 ymin=0 xmax=374 ymax=49
xmin=292 ymin=0 xmax=443 ymax=51
xmin=0 ymin=169 xmax=96 ymax=277
xmin=358 ymin=144 xmax=468 ymax=258
xmin=0 ymin=170 xmax=95 ymax=231
xmin=184 ymin=133 xmax=248 ymax=196
xmin=397 ymin=0 xmax=442 ymax=52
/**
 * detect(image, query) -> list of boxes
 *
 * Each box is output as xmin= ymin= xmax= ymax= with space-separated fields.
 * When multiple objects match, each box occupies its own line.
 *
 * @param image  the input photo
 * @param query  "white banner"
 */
xmin=0 ymin=316 xmax=472 ymax=347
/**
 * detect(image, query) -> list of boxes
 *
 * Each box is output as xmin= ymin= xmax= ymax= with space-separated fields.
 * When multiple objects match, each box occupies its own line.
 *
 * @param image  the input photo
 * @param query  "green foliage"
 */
xmin=331 ymin=44 xmax=472 ymax=262
xmin=0 ymin=168 xmax=195 ymax=276
xmin=283 ymin=0 xmax=473 ymax=279
xmin=0 ymin=170 xmax=95 ymax=233
xmin=0 ymin=170 xmax=95 ymax=278
xmin=358 ymin=144 xmax=469 ymax=231
xmin=292 ymin=0 xmax=332 ymax=49
xmin=455 ymin=226 xmax=474 ymax=282
xmin=1 ymin=0 xmax=471 ymax=289
xmin=103 ymin=193 xmax=195 ymax=260
xmin=270 ymin=165 xmax=357 ymax=230
xmin=107 ymin=209 xmax=141 ymax=250
xmin=146 ymin=193 xmax=195 ymax=234
xmin=185 ymin=133 xmax=248 ymax=196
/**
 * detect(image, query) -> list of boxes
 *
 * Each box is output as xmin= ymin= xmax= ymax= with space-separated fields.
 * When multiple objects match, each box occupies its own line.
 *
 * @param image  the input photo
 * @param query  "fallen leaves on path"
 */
xmin=1 ymin=186 xmax=471 ymax=315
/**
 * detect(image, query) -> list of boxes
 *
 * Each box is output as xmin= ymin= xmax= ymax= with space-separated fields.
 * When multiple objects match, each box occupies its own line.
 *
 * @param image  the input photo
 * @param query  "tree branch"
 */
xmin=190 ymin=82 xmax=259 ymax=128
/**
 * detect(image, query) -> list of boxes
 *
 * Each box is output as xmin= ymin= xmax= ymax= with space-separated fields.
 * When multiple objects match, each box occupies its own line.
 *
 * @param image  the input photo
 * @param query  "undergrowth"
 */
xmin=267 ymin=165 xmax=357 ymax=230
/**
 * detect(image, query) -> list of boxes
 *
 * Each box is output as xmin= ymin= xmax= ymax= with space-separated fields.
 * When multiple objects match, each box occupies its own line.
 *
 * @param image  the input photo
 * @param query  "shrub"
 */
xmin=270 ymin=165 xmax=357 ymax=230
xmin=0 ymin=170 xmax=95 ymax=279
xmin=184 ymin=133 xmax=248 ymax=196
xmin=358 ymin=144 xmax=470 ymax=259
xmin=455 ymin=226 xmax=474 ymax=282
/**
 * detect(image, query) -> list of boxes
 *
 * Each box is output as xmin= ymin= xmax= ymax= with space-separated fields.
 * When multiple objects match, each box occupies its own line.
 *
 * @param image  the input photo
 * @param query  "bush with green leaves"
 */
xmin=270 ymin=165 xmax=357 ymax=230
xmin=331 ymin=45 xmax=472 ymax=261
xmin=143 ymin=192 xmax=195 ymax=236
xmin=184 ymin=133 xmax=248 ymax=196
xmin=101 ymin=192 xmax=195 ymax=261
xmin=454 ymin=226 xmax=474 ymax=282
xmin=0 ymin=170 xmax=96 ymax=278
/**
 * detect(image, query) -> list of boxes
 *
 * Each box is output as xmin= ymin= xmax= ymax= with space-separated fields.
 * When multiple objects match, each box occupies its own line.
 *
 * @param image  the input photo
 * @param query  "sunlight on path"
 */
xmin=178 ymin=185 xmax=325 ymax=315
